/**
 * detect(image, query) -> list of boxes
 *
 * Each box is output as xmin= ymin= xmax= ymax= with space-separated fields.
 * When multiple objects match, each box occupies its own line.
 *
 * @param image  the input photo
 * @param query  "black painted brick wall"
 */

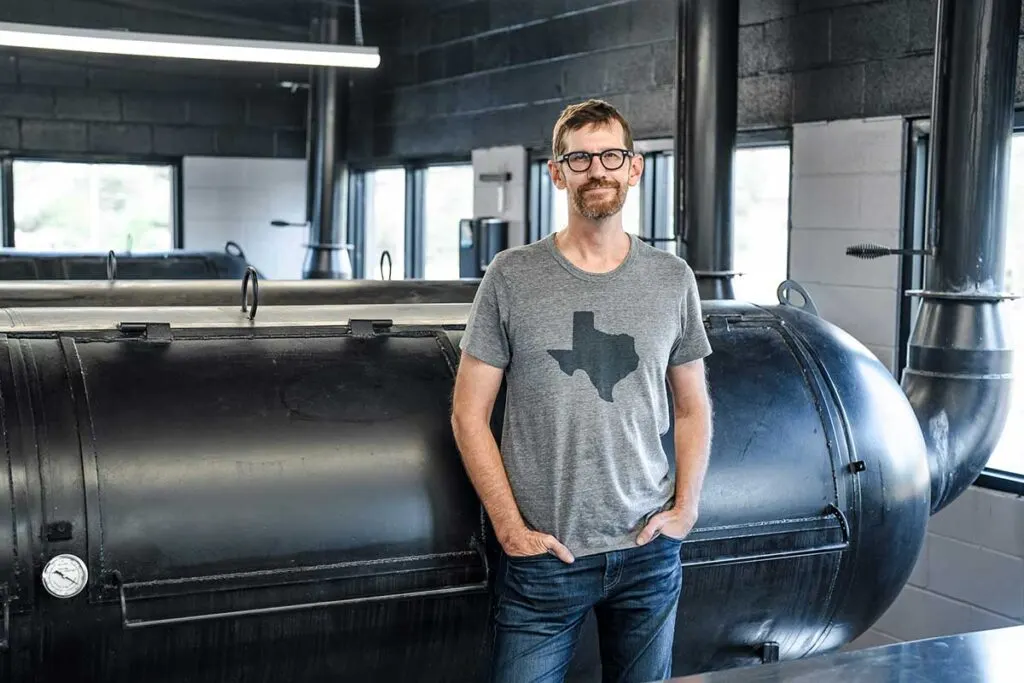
xmin=0 ymin=0 xmax=309 ymax=159
xmin=354 ymin=0 xmax=1024 ymax=163
xmin=6 ymin=0 xmax=1021 ymax=164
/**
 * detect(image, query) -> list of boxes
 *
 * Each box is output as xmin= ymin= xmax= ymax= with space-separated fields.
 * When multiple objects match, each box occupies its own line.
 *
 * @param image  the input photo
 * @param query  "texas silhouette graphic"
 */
xmin=547 ymin=311 xmax=639 ymax=402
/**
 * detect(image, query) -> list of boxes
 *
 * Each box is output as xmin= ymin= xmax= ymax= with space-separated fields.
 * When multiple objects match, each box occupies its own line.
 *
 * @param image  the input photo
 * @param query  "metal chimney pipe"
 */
xmin=678 ymin=0 xmax=739 ymax=299
xmin=303 ymin=8 xmax=349 ymax=279
xmin=902 ymin=0 xmax=1020 ymax=513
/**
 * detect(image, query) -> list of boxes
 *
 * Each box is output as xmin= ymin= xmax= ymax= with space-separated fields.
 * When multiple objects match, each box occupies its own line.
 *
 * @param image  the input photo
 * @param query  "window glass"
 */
xmin=536 ymin=162 xmax=556 ymax=241
xmin=13 ymin=160 xmax=173 ymax=251
xmin=657 ymin=154 xmax=677 ymax=253
xmin=732 ymin=145 xmax=791 ymax=304
xmin=988 ymin=132 xmax=1024 ymax=476
xmin=364 ymin=167 xmax=406 ymax=280
xmin=424 ymin=164 xmax=474 ymax=279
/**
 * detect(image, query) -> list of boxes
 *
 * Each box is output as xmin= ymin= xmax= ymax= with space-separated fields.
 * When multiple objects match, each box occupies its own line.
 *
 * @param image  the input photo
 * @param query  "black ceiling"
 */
xmin=107 ymin=0 xmax=402 ymax=29
xmin=164 ymin=1 xmax=347 ymax=26
xmin=0 ymin=0 xmax=401 ymax=36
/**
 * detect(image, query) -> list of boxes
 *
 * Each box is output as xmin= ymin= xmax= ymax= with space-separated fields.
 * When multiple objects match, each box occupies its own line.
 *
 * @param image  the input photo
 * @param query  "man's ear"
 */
xmin=548 ymin=159 xmax=566 ymax=190
xmin=628 ymin=153 xmax=644 ymax=188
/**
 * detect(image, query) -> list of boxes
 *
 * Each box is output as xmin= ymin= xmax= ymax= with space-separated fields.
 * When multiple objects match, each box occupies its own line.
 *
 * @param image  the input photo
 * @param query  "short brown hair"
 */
xmin=551 ymin=99 xmax=634 ymax=160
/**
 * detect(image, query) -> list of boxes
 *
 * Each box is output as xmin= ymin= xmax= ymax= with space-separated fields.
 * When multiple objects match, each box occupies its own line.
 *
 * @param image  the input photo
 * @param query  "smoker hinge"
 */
xmin=44 ymin=520 xmax=73 ymax=542
xmin=348 ymin=318 xmax=393 ymax=338
xmin=705 ymin=314 xmax=741 ymax=331
xmin=118 ymin=322 xmax=172 ymax=342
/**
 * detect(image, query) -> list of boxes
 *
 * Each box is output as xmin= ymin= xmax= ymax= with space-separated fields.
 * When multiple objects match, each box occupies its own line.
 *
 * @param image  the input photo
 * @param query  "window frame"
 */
xmin=350 ymin=164 xmax=412 ymax=280
xmin=528 ymin=160 xmax=553 ymax=244
xmin=347 ymin=170 xmax=367 ymax=278
xmin=349 ymin=155 xmax=473 ymax=279
xmin=0 ymin=152 xmax=184 ymax=250
xmin=898 ymin=109 xmax=1024 ymax=493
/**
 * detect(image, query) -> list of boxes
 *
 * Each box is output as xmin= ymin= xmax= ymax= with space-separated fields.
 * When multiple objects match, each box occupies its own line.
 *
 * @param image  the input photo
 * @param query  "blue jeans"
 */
xmin=490 ymin=534 xmax=683 ymax=683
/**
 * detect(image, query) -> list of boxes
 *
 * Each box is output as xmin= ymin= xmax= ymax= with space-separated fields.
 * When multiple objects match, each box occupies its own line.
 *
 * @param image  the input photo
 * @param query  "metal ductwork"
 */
xmin=902 ymin=0 xmax=1021 ymax=514
xmin=678 ymin=0 xmax=739 ymax=300
xmin=303 ymin=7 xmax=351 ymax=279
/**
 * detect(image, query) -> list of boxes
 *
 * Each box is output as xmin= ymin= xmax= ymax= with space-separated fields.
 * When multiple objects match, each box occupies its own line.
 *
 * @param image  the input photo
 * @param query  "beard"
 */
xmin=570 ymin=178 xmax=627 ymax=220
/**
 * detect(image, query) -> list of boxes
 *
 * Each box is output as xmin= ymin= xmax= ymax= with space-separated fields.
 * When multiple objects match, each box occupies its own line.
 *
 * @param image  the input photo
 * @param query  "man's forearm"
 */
xmin=673 ymin=405 xmax=713 ymax=510
xmin=452 ymin=415 xmax=526 ymax=540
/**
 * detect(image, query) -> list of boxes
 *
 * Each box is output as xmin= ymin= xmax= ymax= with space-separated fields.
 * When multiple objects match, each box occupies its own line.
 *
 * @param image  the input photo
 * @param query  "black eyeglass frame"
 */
xmin=556 ymin=148 xmax=636 ymax=173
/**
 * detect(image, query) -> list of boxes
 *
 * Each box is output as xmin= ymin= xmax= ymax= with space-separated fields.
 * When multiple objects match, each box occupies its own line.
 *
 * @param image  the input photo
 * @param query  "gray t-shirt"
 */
xmin=459 ymin=232 xmax=712 ymax=558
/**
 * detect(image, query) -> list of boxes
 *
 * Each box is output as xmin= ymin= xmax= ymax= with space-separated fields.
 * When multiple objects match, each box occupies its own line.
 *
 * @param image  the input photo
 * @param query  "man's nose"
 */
xmin=587 ymin=161 xmax=610 ymax=181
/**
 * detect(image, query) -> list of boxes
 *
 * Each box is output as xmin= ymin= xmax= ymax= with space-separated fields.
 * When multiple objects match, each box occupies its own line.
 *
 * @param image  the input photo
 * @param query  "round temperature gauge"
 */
xmin=41 ymin=553 xmax=89 ymax=598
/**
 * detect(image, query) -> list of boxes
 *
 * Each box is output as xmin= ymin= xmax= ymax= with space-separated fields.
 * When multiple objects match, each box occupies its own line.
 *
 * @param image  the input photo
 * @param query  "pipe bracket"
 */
xmin=905 ymin=289 xmax=1019 ymax=302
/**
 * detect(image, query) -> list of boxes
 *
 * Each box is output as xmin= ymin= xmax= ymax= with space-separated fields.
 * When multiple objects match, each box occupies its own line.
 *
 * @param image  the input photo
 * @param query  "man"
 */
xmin=450 ymin=99 xmax=713 ymax=683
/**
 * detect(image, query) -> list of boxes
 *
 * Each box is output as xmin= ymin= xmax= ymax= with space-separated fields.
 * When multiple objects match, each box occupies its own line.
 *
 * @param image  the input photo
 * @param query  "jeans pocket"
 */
xmin=656 ymin=532 xmax=684 ymax=544
xmin=506 ymin=550 xmax=557 ymax=564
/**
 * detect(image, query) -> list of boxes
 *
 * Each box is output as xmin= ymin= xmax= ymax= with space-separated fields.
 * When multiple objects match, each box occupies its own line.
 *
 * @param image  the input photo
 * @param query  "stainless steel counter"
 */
xmin=668 ymin=626 xmax=1024 ymax=682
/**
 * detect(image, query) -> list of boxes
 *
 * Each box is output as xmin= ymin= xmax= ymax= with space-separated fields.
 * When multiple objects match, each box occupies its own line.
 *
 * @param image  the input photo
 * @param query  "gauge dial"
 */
xmin=41 ymin=553 xmax=89 ymax=598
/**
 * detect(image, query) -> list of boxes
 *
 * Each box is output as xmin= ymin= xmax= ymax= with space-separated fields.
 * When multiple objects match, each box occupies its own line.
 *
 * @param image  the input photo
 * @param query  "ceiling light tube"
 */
xmin=0 ymin=21 xmax=380 ymax=68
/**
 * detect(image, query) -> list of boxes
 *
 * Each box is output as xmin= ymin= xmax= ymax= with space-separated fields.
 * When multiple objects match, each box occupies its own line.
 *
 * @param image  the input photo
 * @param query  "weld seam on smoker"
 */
xmin=121 ymin=549 xmax=484 ymax=587
xmin=113 ymin=550 xmax=491 ymax=629
xmin=3 ymin=337 xmax=39 ymax=612
xmin=57 ymin=335 xmax=105 ymax=601
xmin=432 ymin=329 xmax=462 ymax=378
xmin=118 ymin=581 xmax=489 ymax=630
xmin=768 ymin=312 xmax=867 ymax=658
xmin=681 ymin=507 xmax=848 ymax=540
xmin=0 ymin=584 xmax=9 ymax=650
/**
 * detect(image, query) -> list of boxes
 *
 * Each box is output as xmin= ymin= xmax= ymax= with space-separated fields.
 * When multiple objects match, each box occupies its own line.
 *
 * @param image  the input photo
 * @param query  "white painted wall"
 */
xmin=850 ymin=486 xmax=1024 ymax=649
xmin=787 ymin=117 xmax=1024 ymax=650
xmin=789 ymin=117 xmax=905 ymax=373
xmin=183 ymin=157 xmax=307 ymax=279
xmin=472 ymin=145 xmax=528 ymax=248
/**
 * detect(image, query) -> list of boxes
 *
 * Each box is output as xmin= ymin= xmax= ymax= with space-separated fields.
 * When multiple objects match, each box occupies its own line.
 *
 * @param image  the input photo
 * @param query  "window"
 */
xmin=732 ymin=145 xmax=791 ymax=304
xmin=13 ymin=160 xmax=173 ymax=251
xmin=987 ymin=131 xmax=1024 ymax=477
xmin=653 ymin=153 xmax=676 ymax=253
xmin=423 ymin=164 xmax=473 ymax=279
xmin=364 ymin=167 xmax=406 ymax=280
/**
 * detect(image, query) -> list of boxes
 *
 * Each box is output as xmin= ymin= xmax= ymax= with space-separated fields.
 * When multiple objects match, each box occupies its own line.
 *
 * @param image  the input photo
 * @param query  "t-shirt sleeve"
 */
xmin=668 ymin=262 xmax=712 ymax=366
xmin=459 ymin=261 xmax=511 ymax=368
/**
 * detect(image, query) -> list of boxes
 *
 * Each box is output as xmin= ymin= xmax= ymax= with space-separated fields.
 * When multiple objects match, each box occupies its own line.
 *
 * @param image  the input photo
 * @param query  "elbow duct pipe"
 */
xmin=902 ymin=0 xmax=1020 ymax=514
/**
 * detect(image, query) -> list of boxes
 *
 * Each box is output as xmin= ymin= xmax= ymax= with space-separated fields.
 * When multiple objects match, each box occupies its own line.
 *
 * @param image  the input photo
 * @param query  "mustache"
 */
xmin=579 ymin=179 xmax=620 ymax=192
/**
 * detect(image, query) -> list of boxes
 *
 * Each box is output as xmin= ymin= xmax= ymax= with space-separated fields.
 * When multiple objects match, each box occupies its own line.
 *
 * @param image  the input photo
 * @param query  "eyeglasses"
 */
xmin=557 ymin=149 xmax=634 ymax=173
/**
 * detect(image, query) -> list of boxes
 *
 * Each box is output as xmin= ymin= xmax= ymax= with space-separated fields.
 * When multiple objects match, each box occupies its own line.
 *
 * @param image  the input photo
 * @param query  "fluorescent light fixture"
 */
xmin=0 ymin=21 xmax=380 ymax=68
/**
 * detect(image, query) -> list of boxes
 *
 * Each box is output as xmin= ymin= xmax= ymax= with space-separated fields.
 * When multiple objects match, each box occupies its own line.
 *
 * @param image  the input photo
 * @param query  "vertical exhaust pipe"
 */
xmin=902 ymin=0 xmax=1021 ymax=513
xmin=303 ymin=7 xmax=350 ymax=279
xmin=678 ymin=0 xmax=739 ymax=300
